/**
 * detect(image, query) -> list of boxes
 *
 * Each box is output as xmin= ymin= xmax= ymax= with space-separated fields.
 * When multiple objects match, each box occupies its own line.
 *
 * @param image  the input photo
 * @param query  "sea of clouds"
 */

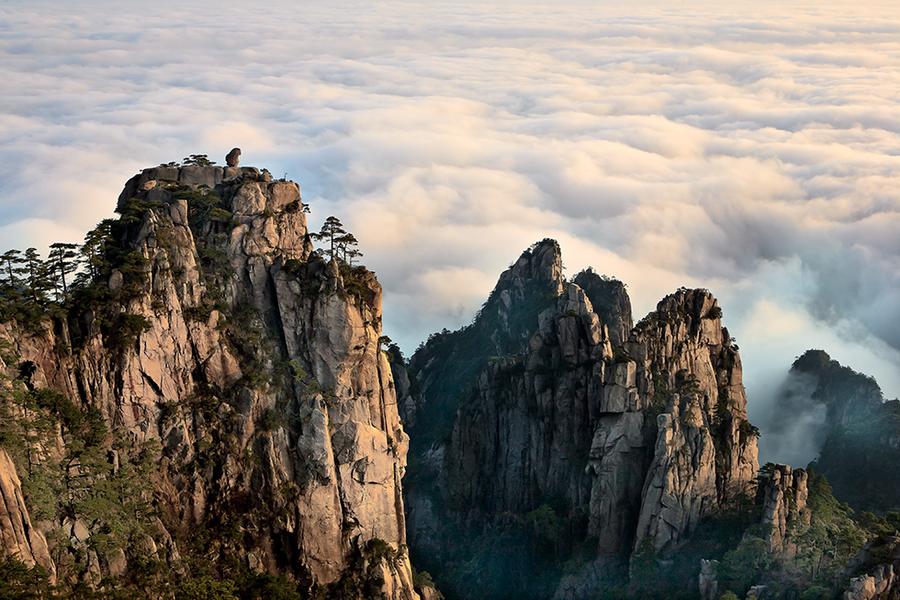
xmin=2 ymin=0 xmax=899 ymax=464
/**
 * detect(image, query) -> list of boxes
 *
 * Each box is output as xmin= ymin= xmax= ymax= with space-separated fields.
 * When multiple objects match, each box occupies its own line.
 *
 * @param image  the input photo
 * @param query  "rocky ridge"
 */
xmin=400 ymin=240 xmax=760 ymax=599
xmin=792 ymin=350 xmax=900 ymax=513
xmin=1 ymin=161 xmax=896 ymax=599
xmin=841 ymin=535 xmax=900 ymax=600
xmin=0 ymin=164 xmax=422 ymax=598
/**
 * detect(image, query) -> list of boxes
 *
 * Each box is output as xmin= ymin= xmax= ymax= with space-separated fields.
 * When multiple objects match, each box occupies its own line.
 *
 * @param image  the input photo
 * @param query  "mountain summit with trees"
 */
xmin=0 ymin=158 xmax=897 ymax=600
xmin=0 ymin=160 xmax=431 ymax=600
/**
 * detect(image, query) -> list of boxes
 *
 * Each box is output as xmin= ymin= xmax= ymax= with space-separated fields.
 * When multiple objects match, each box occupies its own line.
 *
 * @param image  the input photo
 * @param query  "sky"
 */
xmin=2 ymin=0 xmax=899 ymax=464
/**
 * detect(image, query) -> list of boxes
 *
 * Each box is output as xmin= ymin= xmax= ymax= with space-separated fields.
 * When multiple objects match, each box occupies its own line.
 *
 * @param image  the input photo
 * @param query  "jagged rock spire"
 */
xmin=0 ymin=164 xmax=421 ymax=598
xmin=403 ymin=240 xmax=759 ymax=599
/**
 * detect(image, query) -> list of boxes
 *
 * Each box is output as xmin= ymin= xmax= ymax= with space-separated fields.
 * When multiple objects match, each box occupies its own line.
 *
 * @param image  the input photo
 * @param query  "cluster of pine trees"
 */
xmin=0 ymin=194 xmax=367 ymax=333
xmin=0 ymin=219 xmax=119 ymax=324
xmin=312 ymin=215 xmax=363 ymax=265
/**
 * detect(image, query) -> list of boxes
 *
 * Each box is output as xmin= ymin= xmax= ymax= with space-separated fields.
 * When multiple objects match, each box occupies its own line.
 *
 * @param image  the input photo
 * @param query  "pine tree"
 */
xmin=182 ymin=154 xmax=216 ymax=167
xmin=22 ymin=248 xmax=51 ymax=304
xmin=78 ymin=219 xmax=114 ymax=285
xmin=0 ymin=249 xmax=24 ymax=287
xmin=336 ymin=233 xmax=363 ymax=266
xmin=47 ymin=242 xmax=79 ymax=300
xmin=311 ymin=216 xmax=347 ymax=262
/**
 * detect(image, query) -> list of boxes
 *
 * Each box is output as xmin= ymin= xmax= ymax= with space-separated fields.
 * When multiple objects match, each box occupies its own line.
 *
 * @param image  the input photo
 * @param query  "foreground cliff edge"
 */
xmin=0 ymin=163 xmax=429 ymax=598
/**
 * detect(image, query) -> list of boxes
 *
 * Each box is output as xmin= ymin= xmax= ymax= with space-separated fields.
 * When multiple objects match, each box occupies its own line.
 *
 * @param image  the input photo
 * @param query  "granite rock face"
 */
xmin=699 ymin=558 xmax=719 ymax=600
xmin=572 ymin=269 xmax=632 ymax=348
xmin=841 ymin=535 xmax=900 ymax=600
xmin=628 ymin=289 xmax=759 ymax=554
xmin=0 ymin=449 xmax=55 ymax=580
xmin=402 ymin=240 xmax=759 ymax=598
xmin=0 ymin=165 xmax=418 ymax=598
xmin=758 ymin=464 xmax=810 ymax=556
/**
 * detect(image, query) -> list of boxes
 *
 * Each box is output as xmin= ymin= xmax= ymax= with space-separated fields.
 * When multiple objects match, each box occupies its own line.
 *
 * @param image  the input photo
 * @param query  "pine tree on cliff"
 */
xmin=312 ymin=216 xmax=347 ymax=262
xmin=182 ymin=153 xmax=216 ymax=166
xmin=77 ymin=219 xmax=114 ymax=284
xmin=0 ymin=249 xmax=24 ymax=288
xmin=336 ymin=232 xmax=363 ymax=266
xmin=47 ymin=242 xmax=78 ymax=300
xmin=22 ymin=248 xmax=51 ymax=304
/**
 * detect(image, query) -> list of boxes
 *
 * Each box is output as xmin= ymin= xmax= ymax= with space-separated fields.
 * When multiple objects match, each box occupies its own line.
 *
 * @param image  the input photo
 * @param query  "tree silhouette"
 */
xmin=0 ymin=249 xmax=24 ymax=288
xmin=182 ymin=154 xmax=216 ymax=167
xmin=312 ymin=216 xmax=347 ymax=262
xmin=22 ymin=248 xmax=51 ymax=304
xmin=78 ymin=219 xmax=114 ymax=284
xmin=336 ymin=233 xmax=363 ymax=266
xmin=47 ymin=243 xmax=79 ymax=300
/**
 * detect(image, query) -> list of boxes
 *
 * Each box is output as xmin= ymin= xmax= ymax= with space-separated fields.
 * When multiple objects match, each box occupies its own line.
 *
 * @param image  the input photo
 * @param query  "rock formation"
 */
xmin=0 ymin=449 xmax=55 ymax=580
xmin=226 ymin=147 xmax=241 ymax=168
xmin=758 ymin=464 xmax=810 ymax=555
xmin=571 ymin=268 xmax=632 ymax=348
xmin=841 ymin=535 xmax=900 ymax=600
xmin=1 ymin=162 xmax=895 ymax=599
xmin=787 ymin=350 xmax=900 ymax=513
xmin=0 ymin=164 xmax=418 ymax=598
xmin=699 ymin=558 xmax=719 ymax=600
xmin=401 ymin=240 xmax=759 ymax=599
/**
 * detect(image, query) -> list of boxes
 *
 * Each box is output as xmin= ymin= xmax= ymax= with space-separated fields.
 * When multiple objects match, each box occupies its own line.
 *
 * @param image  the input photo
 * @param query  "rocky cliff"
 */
xmin=791 ymin=350 xmax=900 ymax=513
xmin=401 ymin=240 xmax=760 ymax=599
xmin=758 ymin=464 xmax=810 ymax=556
xmin=0 ymin=164 xmax=421 ymax=598
xmin=2 ymin=164 xmax=895 ymax=599
xmin=841 ymin=535 xmax=900 ymax=600
xmin=0 ymin=449 xmax=55 ymax=580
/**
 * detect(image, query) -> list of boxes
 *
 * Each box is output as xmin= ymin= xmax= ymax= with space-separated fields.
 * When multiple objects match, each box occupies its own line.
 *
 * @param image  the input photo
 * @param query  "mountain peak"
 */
xmin=116 ymin=164 xmax=280 ymax=213
xmin=494 ymin=238 xmax=564 ymax=297
xmin=791 ymin=349 xmax=833 ymax=373
xmin=572 ymin=268 xmax=633 ymax=347
xmin=0 ymin=161 xmax=419 ymax=597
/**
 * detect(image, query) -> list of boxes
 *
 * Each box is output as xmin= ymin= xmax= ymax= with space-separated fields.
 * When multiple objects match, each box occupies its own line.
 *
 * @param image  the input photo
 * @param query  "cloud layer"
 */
xmin=2 ymin=0 xmax=899 ymax=463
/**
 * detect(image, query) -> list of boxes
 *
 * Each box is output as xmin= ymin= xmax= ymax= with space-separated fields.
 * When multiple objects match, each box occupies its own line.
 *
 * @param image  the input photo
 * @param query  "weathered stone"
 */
xmin=699 ymin=559 xmax=719 ymax=600
xmin=841 ymin=535 xmax=900 ymax=600
xmin=178 ymin=165 xmax=223 ymax=188
xmin=843 ymin=565 xmax=896 ymax=600
xmin=0 ymin=450 xmax=56 ymax=581
xmin=635 ymin=393 xmax=719 ymax=552
xmin=746 ymin=585 xmax=767 ymax=599
xmin=402 ymin=243 xmax=758 ymax=598
xmin=108 ymin=269 xmax=123 ymax=291
xmin=105 ymin=547 xmax=127 ymax=577
xmin=759 ymin=464 xmax=810 ymax=555
xmin=0 ymin=164 xmax=420 ymax=598
xmin=573 ymin=269 xmax=633 ymax=348
xmin=226 ymin=147 xmax=241 ymax=167
xmin=419 ymin=586 xmax=443 ymax=600
xmin=71 ymin=519 xmax=90 ymax=544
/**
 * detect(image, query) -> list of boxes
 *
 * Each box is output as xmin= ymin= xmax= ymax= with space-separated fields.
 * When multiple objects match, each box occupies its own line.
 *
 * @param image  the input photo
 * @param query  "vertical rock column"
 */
xmin=0 ymin=449 xmax=56 ymax=581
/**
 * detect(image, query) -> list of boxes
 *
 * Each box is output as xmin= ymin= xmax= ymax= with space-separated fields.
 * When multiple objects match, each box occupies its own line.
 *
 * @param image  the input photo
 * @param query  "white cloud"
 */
xmin=2 ymin=1 xmax=900 ymax=460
